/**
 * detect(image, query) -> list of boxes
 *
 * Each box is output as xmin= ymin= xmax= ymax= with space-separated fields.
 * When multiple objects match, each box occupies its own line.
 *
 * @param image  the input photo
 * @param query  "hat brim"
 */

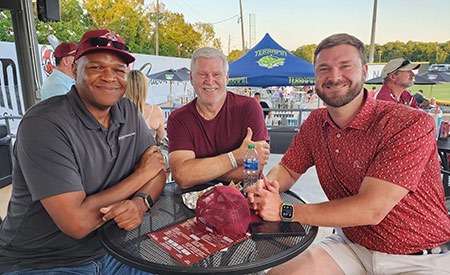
xmin=399 ymin=63 xmax=420 ymax=71
xmin=76 ymin=47 xmax=135 ymax=65
xmin=55 ymin=51 xmax=76 ymax=58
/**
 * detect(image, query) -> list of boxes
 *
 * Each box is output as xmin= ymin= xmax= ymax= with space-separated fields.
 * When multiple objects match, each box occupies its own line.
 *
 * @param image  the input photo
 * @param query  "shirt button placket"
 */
xmin=335 ymin=133 xmax=341 ymax=153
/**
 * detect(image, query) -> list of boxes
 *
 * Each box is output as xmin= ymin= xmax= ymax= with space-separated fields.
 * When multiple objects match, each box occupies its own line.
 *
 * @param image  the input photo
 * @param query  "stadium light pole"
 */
xmin=156 ymin=0 xmax=159 ymax=56
xmin=239 ymin=0 xmax=245 ymax=52
xmin=368 ymin=0 xmax=378 ymax=63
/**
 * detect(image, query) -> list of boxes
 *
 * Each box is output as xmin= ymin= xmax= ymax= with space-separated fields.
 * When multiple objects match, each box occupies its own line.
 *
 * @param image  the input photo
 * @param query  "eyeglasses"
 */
xmin=84 ymin=37 xmax=129 ymax=52
xmin=389 ymin=59 xmax=411 ymax=75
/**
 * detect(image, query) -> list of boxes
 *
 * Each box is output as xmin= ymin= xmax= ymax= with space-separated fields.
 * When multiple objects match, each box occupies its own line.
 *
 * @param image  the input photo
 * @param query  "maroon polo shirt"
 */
xmin=376 ymin=84 xmax=418 ymax=109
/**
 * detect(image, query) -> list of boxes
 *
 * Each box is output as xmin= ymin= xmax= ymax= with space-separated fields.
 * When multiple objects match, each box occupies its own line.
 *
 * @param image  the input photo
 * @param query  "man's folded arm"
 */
xmin=41 ymin=148 xmax=166 ymax=239
xmin=170 ymin=150 xmax=237 ymax=188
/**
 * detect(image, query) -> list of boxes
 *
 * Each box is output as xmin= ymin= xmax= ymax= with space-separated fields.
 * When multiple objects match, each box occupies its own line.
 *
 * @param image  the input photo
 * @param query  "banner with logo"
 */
xmin=228 ymin=33 xmax=315 ymax=87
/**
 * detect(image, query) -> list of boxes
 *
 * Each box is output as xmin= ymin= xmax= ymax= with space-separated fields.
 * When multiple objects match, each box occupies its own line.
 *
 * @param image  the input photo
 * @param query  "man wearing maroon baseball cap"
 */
xmin=74 ymin=29 xmax=135 ymax=64
xmin=41 ymin=42 xmax=77 ymax=100
xmin=0 ymin=30 xmax=165 ymax=274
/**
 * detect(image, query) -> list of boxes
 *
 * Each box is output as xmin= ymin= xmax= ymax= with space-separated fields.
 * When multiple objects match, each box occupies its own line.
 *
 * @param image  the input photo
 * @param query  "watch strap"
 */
xmin=133 ymin=193 xmax=153 ymax=212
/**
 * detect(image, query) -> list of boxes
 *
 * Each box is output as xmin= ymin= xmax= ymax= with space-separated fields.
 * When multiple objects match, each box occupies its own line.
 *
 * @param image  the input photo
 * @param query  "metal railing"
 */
xmin=161 ymin=106 xmax=316 ymax=129
xmin=0 ymin=115 xmax=22 ymax=139
xmin=4 ymin=103 xmax=450 ymax=138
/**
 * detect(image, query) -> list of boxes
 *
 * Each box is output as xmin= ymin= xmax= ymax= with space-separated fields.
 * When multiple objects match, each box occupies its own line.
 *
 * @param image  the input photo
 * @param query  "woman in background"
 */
xmin=125 ymin=70 xmax=169 ymax=176
xmin=125 ymin=70 xmax=166 ymax=143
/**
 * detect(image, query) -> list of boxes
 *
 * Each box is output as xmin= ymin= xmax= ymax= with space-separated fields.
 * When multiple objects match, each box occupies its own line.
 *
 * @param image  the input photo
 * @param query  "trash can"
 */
xmin=0 ymin=125 xmax=12 ymax=188
xmin=268 ymin=127 xmax=298 ymax=154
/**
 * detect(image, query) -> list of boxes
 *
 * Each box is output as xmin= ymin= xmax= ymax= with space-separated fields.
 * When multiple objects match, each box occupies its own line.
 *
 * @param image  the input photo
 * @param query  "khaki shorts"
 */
xmin=314 ymin=228 xmax=450 ymax=275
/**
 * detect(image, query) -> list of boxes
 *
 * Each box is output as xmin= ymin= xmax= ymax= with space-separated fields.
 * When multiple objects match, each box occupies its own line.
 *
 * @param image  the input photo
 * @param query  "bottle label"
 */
xmin=436 ymin=116 xmax=442 ymax=140
xmin=244 ymin=160 xmax=259 ymax=170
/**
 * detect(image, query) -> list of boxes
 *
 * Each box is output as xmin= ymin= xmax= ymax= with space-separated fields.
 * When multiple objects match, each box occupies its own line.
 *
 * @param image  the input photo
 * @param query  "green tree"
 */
xmin=83 ymin=0 xmax=153 ymax=54
xmin=194 ymin=22 xmax=222 ymax=51
xmin=227 ymin=49 xmax=244 ymax=62
xmin=291 ymin=44 xmax=316 ymax=63
xmin=0 ymin=11 xmax=14 ymax=42
xmin=35 ymin=0 xmax=94 ymax=45
xmin=158 ymin=11 xmax=201 ymax=57
xmin=440 ymin=41 xmax=450 ymax=63
xmin=382 ymin=41 xmax=406 ymax=61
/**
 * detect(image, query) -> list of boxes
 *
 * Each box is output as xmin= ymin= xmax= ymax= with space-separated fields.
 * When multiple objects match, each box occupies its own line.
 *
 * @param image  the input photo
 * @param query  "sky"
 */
xmin=145 ymin=0 xmax=450 ymax=54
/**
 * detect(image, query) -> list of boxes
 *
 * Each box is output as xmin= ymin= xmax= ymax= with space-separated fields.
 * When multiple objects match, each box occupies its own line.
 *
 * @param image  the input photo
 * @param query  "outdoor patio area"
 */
xmin=0 ymin=153 xmax=334 ymax=243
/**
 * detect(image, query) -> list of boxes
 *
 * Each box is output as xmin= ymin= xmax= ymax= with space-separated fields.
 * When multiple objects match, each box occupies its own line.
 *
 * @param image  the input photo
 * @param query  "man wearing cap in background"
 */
xmin=414 ymin=89 xmax=426 ymax=106
xmin=0 ymin=30 xmax=165 ymax=274
xmin=40 ymin=42 xmax=77 ymax=100
xmin=376 ymin=57 xmax=420 ymax=109
xmin=247 ymin=33 xmax=450 ymax=274
xmin=167 ymin=47 xmax=270 ymax=189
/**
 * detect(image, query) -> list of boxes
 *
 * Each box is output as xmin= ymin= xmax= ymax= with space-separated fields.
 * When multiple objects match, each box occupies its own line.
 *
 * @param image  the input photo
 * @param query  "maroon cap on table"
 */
xmin=196 ymin=185 xmax=251 ymax=236
xmin=75 ymin=29 xmax=135 ymax=65
xmin=54 ymin=42 xmax=77 ymax=58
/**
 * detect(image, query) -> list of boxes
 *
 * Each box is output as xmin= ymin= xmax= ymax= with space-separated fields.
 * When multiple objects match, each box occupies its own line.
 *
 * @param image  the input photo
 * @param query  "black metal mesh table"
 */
xmin=437 ymin=139 xmax=450 ymax=199
xmin=100 ymin=182 xmax=318 ymax=275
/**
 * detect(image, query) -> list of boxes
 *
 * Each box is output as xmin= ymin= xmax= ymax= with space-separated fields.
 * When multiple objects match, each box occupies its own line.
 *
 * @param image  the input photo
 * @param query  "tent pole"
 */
xmin=169 ymin=81 xmax=173 ymax=106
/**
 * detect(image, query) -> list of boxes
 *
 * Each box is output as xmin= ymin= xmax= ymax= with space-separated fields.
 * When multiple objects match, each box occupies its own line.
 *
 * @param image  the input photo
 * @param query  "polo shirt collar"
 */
xmin=324 ymin=89 xmax=376 ymax=131
xmin=66 ymin=87 xmax=126 ymax=130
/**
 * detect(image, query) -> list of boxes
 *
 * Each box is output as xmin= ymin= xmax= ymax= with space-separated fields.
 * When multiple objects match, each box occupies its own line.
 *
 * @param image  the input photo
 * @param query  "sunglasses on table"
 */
xmin=84 ymin=37 xmax=129 ymax=52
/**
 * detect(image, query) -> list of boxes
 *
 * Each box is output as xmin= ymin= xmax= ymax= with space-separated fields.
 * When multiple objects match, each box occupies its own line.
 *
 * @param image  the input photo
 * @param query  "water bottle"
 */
xmin=243 ymin=145 xmax=259 ymax=189
xmin=429 ymin=105 xmax=443 ymax=140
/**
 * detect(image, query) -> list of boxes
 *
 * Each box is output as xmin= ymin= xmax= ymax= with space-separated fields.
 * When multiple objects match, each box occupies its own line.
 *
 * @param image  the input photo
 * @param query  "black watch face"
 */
xmin=282 ymin=204 xmax=293 ymax=219
xmin=145 ymin=196 xmax=151 ymax=207
xmin=145 ymin=195 xmax=154 ymax=207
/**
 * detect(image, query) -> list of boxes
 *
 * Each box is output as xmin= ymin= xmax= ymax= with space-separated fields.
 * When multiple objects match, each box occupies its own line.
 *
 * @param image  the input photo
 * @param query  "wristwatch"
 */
xmin=280 ymin=203 xmax=294 ymax=222
xmin=133 ymin=193 xmax=154 ymax=212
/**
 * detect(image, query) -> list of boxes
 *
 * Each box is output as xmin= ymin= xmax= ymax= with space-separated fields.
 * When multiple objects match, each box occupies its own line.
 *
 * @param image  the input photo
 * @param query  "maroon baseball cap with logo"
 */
xmin=196 ymin=185 xmax=252 ymax=236
xmin=54 ymin=42 xmax=77 ymax=58
xmin=75 ymin=29 xmax=135 ymax=65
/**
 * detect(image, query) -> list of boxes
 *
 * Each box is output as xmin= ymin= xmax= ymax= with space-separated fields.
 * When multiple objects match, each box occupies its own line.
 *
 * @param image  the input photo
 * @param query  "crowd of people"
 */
xmin=0 ymin=29 xmax=449 ymax=275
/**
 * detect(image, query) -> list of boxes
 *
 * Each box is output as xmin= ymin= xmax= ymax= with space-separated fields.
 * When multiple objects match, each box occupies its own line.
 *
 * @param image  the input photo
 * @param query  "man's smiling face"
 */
xmin=314 ymin=44 xmax=367 ymax=108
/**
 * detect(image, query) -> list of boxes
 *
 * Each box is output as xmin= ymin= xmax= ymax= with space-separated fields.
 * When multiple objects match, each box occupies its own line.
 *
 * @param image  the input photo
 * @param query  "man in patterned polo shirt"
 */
xmin=376 ymin=57 xmax=419 ymax=109
xmin=247 ymin=33 xmax=450 ymax=274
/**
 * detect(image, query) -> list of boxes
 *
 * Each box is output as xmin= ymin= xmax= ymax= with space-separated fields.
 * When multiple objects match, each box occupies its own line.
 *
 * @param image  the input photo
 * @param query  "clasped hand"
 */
xmin=246 ymin=177 xmax=284 ymax=221
xmin=100 ymin=198 xmax=146 ymax=230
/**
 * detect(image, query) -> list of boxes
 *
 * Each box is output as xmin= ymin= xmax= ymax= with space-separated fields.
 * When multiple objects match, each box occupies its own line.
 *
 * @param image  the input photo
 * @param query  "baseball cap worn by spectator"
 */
xmin=381 ymin=58 xmax=420 ymax=79
xmin=75 ymin=29 xmax=135 ymax=65
xmin=196 ymin=185 xmax=251 ymax=236
xmin=54 ymin=42 xmax=77 ymax=58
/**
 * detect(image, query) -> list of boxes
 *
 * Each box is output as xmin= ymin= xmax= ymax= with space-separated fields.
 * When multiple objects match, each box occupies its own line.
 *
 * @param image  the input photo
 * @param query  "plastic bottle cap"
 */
xmin=248 ymin=145 xmax=255 ymax=149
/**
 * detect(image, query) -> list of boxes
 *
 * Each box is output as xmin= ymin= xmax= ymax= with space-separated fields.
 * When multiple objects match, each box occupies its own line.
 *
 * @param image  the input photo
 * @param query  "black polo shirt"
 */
xmin=0 ymin=87 xmax=154 ymax=272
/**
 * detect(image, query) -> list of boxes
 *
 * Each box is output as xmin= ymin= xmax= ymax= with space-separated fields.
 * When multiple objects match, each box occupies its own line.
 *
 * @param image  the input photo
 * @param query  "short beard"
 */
xmin=316 ymin=77 xmax=364 ymax=107
xmin=401 ymin=80 xmax=414 ymax=88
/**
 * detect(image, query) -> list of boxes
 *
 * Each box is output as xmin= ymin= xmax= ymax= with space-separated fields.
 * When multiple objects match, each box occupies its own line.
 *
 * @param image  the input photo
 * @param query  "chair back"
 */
xmin=0 ymin=124 xmax=12 ymax=188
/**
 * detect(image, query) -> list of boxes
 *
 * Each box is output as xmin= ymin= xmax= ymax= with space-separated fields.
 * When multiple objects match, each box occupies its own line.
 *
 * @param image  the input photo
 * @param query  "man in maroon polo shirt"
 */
xmin=247 ymin=33 xmax=450 ymax=274
xmin=376 ymin=58 xmax=419 ymax=109
xmin=167 ymin=47 xmax=270 ymax=189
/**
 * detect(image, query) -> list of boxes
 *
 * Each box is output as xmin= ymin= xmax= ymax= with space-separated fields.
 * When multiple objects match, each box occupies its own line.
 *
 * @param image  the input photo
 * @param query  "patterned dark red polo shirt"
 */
xmin=282 ymin=92 xmax=450 ymax=254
